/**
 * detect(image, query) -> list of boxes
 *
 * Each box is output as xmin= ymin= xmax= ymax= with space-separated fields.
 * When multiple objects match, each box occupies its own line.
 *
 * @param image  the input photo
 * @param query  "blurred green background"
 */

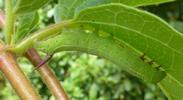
xmin=0 ymin=0 xmax=183 ymax=100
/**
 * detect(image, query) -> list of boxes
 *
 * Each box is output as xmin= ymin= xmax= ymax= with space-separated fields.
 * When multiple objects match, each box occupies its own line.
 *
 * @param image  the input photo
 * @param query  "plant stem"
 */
xmin=0 ymin=44 xmax=41 ymax=100
xmin=26 ymin=48 xmax=69 ymax=100
xmin=0 ymin=11 xmax=5 ymax=28
xmin=11 ymin=20 xmax=73 ymax=55
xmin=4 ymin=0 xmax=14 ymax=44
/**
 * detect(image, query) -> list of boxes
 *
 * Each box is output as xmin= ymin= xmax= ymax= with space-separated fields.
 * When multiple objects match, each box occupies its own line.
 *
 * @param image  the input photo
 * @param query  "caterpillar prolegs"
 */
xmin=140 ymin=53 xmax=162 ymax=70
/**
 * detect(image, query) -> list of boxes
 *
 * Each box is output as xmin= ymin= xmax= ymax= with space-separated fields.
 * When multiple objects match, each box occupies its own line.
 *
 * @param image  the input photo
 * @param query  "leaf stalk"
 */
xmin=11 ymin=20 xmax=73 ymax=55
xmin=0 ymin=44 xmax=41 ymax=100
xmin=4 ymin=0 xmax=15 ymax=44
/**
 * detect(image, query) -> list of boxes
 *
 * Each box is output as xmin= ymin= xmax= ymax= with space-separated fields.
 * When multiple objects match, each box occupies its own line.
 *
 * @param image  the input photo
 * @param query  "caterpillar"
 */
xmin=79 ymin=24 xmax=112 ymax=38
xmin=36 ymin=29 xmax=166 ymax=83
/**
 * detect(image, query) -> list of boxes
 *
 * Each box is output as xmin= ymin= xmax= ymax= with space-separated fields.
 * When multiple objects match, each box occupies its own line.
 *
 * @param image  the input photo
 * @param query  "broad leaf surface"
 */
xmin=14 ymin=0 xmax=50 ymax=14
xmin=159 ymin=76 xmax=183 ymax=100
xmin=14 ymin=12 xmax=39 ymax=43
xmin=71 ymin=4 xmax=183 ymax=99
xmin=55 ymin=0 xmax=174 ymax=22
xmin=36 ymin=29 xmax=166 ymax=83
xmin=170 ymin=21 xmax=183 ymax=33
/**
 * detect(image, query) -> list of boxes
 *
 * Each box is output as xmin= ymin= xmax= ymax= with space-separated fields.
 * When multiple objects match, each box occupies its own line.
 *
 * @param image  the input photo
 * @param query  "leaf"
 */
xmin=14 ymin=0 xmax=50 ymax=14
xmin=159 ymin=76 xmax=183 ymax=100
xmin=170 ymin=21 xmax=183 ymax=33
xmin=54 ymin=0 xmax=174 ymax=22
xmin=13 ymin=12 xmax=39 ymax=43
xmin=114 ymin=0 xmax=174 ymax=6
xmin=36 ymin=29 xmax=166 ymax=83
xmin=71 ymin=4 xmax=183 ymax=99
xmin=89 ymin=83 xmax=98 ymax=100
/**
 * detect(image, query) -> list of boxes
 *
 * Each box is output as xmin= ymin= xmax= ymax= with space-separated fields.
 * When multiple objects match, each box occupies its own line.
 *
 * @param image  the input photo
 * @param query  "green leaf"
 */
xmin=159 ymin=76 xmax=183 ymax=100
xmin=13 ymin=12 xmax=39 ymax=43
xmin=113 ymin=0 xmax=174 ymax=6
xmin=89 ymin=83 xmax=98 ymax=100
xmin=14 ymin=0 xmax=50 ymax=14
xmin=54 ymin=0 xmax=174 ymax=22
xmin=71 ymin=4 xmax=183 ymax=99
xmin=36 ymin=29 xmax=166 ymax=83
xmin=170 ymin=21 xmax=183 ymax=33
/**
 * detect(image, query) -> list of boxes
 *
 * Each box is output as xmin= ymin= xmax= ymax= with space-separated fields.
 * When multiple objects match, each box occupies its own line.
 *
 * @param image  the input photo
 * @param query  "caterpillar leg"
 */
xmin=139 ymin=53 xmax=146 ymax=61
xmin=155 ymin=65 xmax=161 ymax=70
xmin=148 ymin=60 xmax=154 ymax=65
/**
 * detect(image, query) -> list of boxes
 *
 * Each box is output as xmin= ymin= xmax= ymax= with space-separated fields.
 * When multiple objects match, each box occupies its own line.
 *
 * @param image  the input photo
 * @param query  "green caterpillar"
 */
xmin=35 ymin=29 xmax=166 ymax=83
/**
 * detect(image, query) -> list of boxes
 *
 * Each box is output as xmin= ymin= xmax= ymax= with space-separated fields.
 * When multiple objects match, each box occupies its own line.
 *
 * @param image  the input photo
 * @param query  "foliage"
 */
xmin=0 ymin=0 xmax=183 ymax=100
xmin=35 ymin=1 xmax=183 ymax=99
xmin=13 ymin=12 xmax=39 ymax=43
xmin=14 ymin=0 xmax=51 ymax=14
xmin=0 ymin=52 xmax=167 ymax=100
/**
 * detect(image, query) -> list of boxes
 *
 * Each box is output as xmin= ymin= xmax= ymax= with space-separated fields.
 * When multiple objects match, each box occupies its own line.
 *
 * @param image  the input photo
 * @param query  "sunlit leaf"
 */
xmin=54 ymin=0 xmax=174 ymax=22
xmin=71 ymin=4 xmax=183 ymax=99
xmin=14 ymin=0 xmax=50 ymax=14
xmin=13 ymin=12 xmax=39 ymax=43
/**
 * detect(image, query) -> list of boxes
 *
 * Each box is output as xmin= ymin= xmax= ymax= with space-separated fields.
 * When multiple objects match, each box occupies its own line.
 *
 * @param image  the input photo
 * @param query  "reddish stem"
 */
xmin=0 ymin=44 xmax=41 ymax=100
xmin=0 ymin=11 xmax=5 ymax=28
xmin=0 ymin=10 xmax=68 ymax=100
xmin=26 ymin=48 xmax=69 ymax=100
